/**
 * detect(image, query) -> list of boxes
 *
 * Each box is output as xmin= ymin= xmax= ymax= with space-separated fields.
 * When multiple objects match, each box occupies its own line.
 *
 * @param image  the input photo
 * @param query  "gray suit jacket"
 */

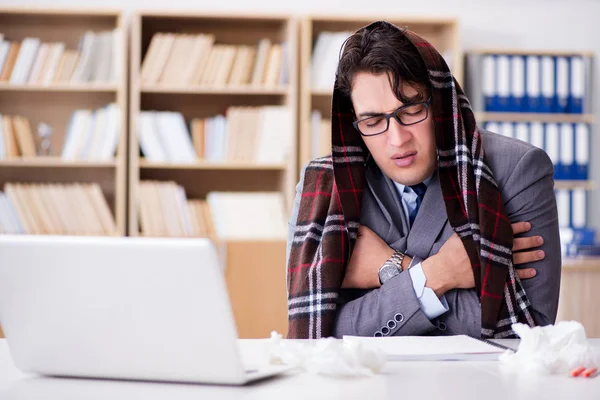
xmin=287 ymin=130 xmax=561 ymax=338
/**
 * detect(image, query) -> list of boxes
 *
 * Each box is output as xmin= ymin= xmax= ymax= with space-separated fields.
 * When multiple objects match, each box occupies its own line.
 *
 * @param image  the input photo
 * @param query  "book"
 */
xmin=140 ymin=32 xmax=286 ymax=88
xmin=1 ymin=183 xmax=115 ymax=235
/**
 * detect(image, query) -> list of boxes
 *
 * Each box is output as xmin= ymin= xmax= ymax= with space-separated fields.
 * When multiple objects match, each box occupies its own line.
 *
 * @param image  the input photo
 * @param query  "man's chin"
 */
xmin=388 ymin=170 xmax=427 ymax=186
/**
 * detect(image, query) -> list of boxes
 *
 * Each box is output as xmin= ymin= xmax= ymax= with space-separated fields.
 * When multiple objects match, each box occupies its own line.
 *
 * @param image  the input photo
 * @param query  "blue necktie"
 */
xmin=408 ymin=183 xmax=427 ymax=226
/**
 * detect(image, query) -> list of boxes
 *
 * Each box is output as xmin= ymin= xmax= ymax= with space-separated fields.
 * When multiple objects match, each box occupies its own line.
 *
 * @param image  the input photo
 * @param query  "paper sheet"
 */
xmin=343 ymin=335 xmax=506 ymax=361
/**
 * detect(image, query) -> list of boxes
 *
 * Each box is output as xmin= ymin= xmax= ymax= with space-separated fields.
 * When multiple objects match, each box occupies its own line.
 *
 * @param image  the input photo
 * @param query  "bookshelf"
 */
xmin=129 ymin=11 xmax=299 ymax=236
xmin=129 ymin=12 xmax=296 ymax=337
xmin=0 ymin=8 xmax=128 ymax=235
xmin=299 ymin=16 xmax=462 ymax=168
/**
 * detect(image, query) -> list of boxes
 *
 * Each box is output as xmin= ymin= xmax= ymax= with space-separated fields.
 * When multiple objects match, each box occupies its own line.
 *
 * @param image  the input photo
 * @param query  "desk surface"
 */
xmin=0 ymin=339 xmax=599 ymax=400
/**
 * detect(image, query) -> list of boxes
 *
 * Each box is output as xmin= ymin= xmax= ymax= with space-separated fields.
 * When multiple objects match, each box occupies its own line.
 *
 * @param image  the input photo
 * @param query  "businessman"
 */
xmin=287 ymin=21 xmax=561 ymax=339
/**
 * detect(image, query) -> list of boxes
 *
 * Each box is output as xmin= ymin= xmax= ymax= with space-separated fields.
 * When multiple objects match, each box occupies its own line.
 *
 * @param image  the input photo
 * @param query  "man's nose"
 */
xmin=386 ymin=118 xmax=411 ymax=147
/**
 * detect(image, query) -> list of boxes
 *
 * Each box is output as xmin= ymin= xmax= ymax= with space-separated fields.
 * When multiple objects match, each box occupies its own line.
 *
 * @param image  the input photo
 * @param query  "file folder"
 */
xmin=484 ymin=121 xmax=500 ymax=134
xmin=510 ymin=55 xmax=525 ymax=112
xmin=568 ymin=56 xmax=585 ymax=114
xmin=500 ymin=122 xmax=514 ymax=138
xmin=571 ymin=189 xmax=586 ymax=229
xmin=496 ymin=55 xmax=511 ymax=111
xmin=545 ymin=123 xmax=560 ymax=178
xmin=529 ymin=122 xmax=544 ymax=150
xmin=559 ymin=122 xmax=574 ymax=180
xmin=515 ymin=122 xmax=529 ymax=143
xmin=555 ymin=56 xmax=569 ymax=113
xmin=540 ymin=56 xmax=555 ymax=113
xmin=482 ymin=54 xmax=497 ymax=112
xmin=574 ymin=123 xmax=590 ymax=180
xmin=555 ymin=189 xmax=570 ymax=229
xmin=525 ymin=56 xmax=541 ymax=112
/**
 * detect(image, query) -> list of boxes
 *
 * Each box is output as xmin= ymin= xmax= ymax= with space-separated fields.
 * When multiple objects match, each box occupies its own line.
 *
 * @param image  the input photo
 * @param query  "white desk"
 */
xmin=0 ymin=339 xmax=599 ymax=400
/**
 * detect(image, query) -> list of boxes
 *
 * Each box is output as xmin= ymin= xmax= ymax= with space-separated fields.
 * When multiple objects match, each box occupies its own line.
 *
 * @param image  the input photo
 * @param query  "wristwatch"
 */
xmin=378 ymin=250 xmax=405 ymax=285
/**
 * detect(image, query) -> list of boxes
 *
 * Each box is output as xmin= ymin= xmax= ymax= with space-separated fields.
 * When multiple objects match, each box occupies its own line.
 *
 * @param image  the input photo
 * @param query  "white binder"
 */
xmin=571 ymin=189 xmax=586 ymax=229
xmin=529 ymin=122 xmax=544 ymax=150
xmin=555 ymin=56 xmax=569 ymax=112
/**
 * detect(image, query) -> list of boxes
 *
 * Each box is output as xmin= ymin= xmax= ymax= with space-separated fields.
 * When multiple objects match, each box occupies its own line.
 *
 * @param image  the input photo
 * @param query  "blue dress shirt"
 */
xmin=392 ymin=177 xmax=449 ymax=320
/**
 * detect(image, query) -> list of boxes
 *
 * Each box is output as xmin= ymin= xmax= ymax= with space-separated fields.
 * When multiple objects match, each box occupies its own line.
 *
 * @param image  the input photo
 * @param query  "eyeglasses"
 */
xmin=352 ymin=97 xmax=432 ymax=137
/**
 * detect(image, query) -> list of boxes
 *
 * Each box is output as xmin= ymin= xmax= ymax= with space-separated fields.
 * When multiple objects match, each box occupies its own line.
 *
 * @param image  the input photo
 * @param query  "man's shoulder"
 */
xmin=480 ymin=129 xmax=553 ymax=189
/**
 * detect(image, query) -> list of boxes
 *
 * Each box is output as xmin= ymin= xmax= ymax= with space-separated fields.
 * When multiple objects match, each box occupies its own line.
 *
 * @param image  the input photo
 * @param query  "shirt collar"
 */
xmin=393 ymin=173 xmax=434 ymax=195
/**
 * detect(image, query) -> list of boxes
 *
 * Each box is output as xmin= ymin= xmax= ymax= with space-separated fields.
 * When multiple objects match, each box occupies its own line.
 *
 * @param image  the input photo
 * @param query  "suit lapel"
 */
xmin=407 ymin=173 xmax=449 ymax=260
xmin=363 ymin=160 xmax=409 ymax=249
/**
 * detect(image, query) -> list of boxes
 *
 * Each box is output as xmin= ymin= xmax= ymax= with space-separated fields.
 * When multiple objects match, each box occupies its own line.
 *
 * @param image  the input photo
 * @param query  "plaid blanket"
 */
xmin=287 ymin=23 xmax=536 ymax=339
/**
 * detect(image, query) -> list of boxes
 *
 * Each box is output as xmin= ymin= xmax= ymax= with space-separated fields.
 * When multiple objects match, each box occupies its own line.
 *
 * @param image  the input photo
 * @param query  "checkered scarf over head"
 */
xmin=287 ymin=22 xmax=536 ymax=339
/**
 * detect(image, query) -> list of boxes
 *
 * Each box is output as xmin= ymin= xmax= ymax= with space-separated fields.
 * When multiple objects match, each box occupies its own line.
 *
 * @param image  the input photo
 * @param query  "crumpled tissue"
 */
xmin=267 ymin=331 xmax=386 ymax=377
xmin=499 ymin=320 xmax=600 ymax=375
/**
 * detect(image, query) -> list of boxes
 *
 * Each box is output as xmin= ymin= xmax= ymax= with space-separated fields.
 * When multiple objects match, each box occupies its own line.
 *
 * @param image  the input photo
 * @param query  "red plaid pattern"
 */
xmin=287 ymin=24 xmax=536 ymax=339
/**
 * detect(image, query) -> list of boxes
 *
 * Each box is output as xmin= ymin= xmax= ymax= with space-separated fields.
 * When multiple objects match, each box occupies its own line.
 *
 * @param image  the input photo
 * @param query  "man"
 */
xmin=286 ymin=21 xmax=561 ymax=339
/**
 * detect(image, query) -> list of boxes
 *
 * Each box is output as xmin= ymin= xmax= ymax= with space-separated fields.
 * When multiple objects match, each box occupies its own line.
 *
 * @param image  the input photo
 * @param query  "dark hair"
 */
xmin=335 ymin=21 xmax=430 ymax=104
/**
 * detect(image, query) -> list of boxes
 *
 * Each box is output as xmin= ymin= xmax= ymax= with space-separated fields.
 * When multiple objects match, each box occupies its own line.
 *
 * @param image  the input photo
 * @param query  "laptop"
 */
xmin=0 ymin=234 xmax=291 ymax=385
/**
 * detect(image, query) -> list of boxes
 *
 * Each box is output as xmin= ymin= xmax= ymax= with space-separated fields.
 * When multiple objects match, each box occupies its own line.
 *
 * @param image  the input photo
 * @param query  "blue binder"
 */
xmin=555 ymin=56 xmax=569 ymax=113
xmin=540 ymin=56 xmax=555 ymax=113
xmin=482 ymin=55 xmax=497 ymax=112
xmin=525 ymin=55 xmax=541 ymax=112
xmin=568 ymin=56 xmax=585 ymax=114
xmin=545 ymin=123 xmax=561 ymax=179
xmin=572 ymin=228 xmax=596 ymax=245
xmin=574 ymin=123 xmax=590 ymax=180
xmin=510 ymin=55 xmax=525 ymax=112
xmin=529 ymin=122 xmax=545 ymax=150
xmin=496 ymin=55 xmax=511 ymax=112
xmin=555 ymin=189 xmax=570 ymax=228
xmin=559 ymin=123 xmax=574 ymax=180
xmin=571 ymin=189 xmax=587 ymax=229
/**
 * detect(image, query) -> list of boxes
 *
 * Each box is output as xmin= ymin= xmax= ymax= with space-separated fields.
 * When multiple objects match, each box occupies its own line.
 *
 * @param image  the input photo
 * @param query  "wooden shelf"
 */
xmin=129 ymin=12 xmax=299 ymax=236
xmin=563 ymin=257 xmax=600 ymax=271
xmin=475 ymin=112 xmax=595 ymax=124
xmin=0 ymin=158 xmax=117 ymax=168
xmin=0 ymin=8 xmax=128 ymax=236
xmin=139 ymin=161 xmax=287 ymax=171
xmin=0 ymin=83 xmax=119 ymax=93
xmin=0 ymin=7 xmax=122 ymax=17
xmin=554 ymin=180 xmax=595 ymax=190
xmin=141 ymin=85 xmax=289 ymax=95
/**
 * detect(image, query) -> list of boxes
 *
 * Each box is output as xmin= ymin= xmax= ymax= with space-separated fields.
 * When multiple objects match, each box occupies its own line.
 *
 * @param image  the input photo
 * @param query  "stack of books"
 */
xmin=0 ymin=30 xmax=122 ymax=84
xmin=0 ymin=114 xmax=37 ymax=158
xmin=61 ymin=103 xmax=121 ymax=161
xmin=0 ymin=182 xmax=116 ymax=235
xmin=140 ymin=33 xmax=287 ymax=87
xmin=137 ymin=181 xmax=287 ymax=240
xmin=138 ymin=106 xmax=293 ymax=164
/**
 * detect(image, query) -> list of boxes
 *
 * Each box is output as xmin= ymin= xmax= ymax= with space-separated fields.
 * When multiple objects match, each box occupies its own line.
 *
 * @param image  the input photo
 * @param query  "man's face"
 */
xmin=351 ymin=72 xmax=437 ymax=186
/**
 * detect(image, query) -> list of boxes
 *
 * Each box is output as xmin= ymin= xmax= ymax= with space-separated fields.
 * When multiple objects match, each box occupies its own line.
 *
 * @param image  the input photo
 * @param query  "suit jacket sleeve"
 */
xmin=499 ymin=146 xmax=561 ymax=325
xmin=332 ymin=272 xmax=439 ymax=338
xmin=422 ymin=146 xmax=561 ymax=330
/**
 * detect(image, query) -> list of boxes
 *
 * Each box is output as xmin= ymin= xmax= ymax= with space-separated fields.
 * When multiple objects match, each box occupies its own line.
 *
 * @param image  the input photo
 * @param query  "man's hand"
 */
xmin=422 ymin=222 xmax=545 ymax=297
xmin=511 ymin=221 xmax=545 ymax=274
xmin=341 ymin=225 xmax=394 ymax=289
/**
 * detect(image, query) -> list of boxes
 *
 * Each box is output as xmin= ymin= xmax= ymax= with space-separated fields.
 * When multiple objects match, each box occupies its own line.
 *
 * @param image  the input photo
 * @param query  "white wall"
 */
xmin=3 ymin=0 xmax=600 ymax=229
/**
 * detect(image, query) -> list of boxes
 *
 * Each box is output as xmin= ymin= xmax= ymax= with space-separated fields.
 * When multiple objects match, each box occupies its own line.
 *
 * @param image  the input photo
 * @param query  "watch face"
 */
xmin=379 ymin=264 xmax=400 ymax=283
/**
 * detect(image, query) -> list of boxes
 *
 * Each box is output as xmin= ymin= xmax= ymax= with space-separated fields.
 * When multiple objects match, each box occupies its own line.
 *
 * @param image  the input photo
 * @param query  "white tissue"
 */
xmin=268 ymin=331 xmax=386 ymax=377
xmin=499 ymin=321 xmax=600 ymax=375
